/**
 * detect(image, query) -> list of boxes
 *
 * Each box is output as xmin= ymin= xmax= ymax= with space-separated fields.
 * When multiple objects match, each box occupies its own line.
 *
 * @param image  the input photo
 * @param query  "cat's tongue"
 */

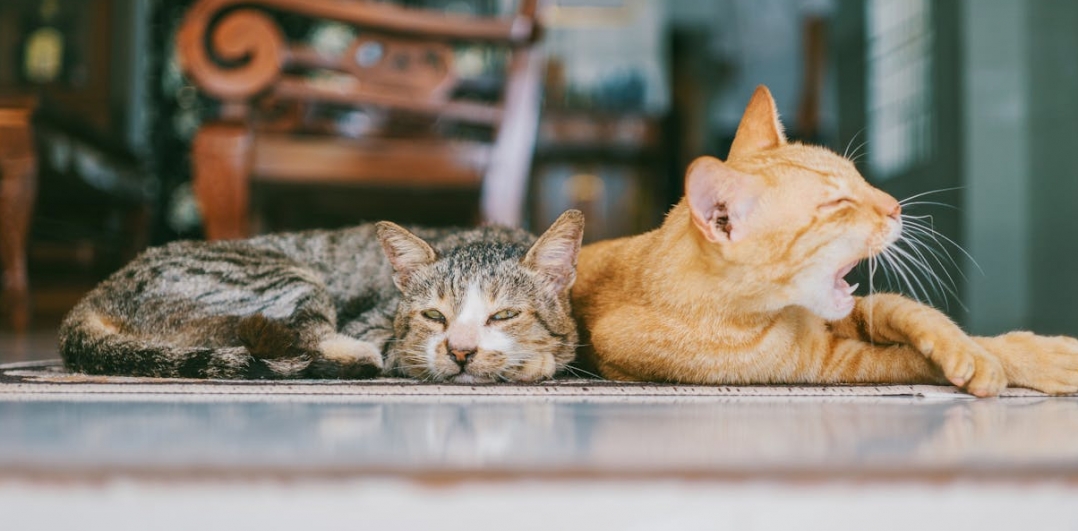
xmin=833 ymin=262 xmax=859 ymax=298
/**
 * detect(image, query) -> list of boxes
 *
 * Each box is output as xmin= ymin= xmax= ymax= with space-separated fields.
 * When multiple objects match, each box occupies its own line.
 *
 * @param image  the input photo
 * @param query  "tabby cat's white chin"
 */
xmin=448 ymin=372 xmax=493 ymax=384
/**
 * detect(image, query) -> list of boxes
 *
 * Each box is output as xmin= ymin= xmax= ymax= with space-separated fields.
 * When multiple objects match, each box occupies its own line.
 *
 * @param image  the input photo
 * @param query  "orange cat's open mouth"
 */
xmin=833 ymin=262 xmax=860 ymax=309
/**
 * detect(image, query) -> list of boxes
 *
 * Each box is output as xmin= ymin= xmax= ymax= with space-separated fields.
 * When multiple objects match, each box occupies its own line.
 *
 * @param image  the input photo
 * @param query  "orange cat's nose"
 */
xmin=875 ymin=195 xmax=901 ymax=220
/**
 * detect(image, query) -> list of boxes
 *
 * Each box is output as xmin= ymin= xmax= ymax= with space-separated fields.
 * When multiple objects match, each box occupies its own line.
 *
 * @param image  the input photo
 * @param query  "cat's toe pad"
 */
xmin=963 ymin=354 xmax=1007 ymax=397
xmin=934 ymin=339 xmax=1006 ymax=397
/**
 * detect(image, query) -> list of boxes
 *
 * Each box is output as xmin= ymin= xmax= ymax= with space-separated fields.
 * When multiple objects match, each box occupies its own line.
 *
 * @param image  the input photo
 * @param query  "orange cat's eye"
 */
xmin=421 ymin=309 xmax=446 ymax=323
xmin=820 ymin=198 xmax=854 ymax=210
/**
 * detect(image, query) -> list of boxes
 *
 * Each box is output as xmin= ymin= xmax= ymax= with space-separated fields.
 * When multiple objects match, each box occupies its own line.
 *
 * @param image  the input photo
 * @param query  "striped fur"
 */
xmin=60 ymin=211 xmax=584 ymax=381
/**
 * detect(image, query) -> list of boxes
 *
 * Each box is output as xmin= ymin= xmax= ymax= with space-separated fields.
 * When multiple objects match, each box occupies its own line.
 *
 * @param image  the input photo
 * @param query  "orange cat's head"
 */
xmin=684 ymin=85 xmax=901 ymax=320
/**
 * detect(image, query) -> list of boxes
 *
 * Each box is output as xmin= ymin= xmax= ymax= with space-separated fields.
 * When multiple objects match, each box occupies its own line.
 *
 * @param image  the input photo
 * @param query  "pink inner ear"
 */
xmin=685 ymin=157 xmax=756 ymax=243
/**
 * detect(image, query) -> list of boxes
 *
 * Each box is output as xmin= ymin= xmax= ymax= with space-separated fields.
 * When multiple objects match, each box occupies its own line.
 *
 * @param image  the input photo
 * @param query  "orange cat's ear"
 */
xmin=728 ymin=85 xmax=787 ymax=160
xmin=524 ymin=209 xmax=585 ymax=293
xmin=375 ymin=221 xmax=437 ymax=290
xmin=685 ymin=156 xmax=760 ymax=244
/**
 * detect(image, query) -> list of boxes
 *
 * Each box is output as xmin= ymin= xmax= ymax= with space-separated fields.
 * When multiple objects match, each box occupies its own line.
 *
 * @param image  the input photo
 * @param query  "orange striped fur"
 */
xmin=572 ymin=86 xmax=1078 ymax=396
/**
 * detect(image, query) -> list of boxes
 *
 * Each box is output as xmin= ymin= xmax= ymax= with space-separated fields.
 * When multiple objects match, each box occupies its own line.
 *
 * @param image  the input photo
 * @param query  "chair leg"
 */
xmin=192 ymin=123 xmax=252 ymax=240
xmin=0 ymin=111 xmax=37 ymax=332
xmin=481 ymin=48 xmax=543 ymax=227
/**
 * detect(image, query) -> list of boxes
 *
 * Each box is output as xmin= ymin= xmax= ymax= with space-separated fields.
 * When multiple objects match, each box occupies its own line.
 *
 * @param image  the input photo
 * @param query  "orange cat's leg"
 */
xmin=817 ymin=337 xmax=949 ymax=387
xmin=588 ymin=303 xmax=966 ymax=390
xmin=830 ymin=293 xmax=1007 ymax=396
xmin=974 ymin=332 xmax=1078 ymax=395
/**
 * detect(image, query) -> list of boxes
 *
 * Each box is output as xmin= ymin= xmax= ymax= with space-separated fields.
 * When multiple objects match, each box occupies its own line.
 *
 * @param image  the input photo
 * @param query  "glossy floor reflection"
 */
xmin=3 ymin=395 xmax=1078 ymax=478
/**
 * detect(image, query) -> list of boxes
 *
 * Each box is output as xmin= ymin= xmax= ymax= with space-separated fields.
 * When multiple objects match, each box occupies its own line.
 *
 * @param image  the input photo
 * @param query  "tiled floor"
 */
xmin=4 ymin=393 xmax=1078 ymax=480
xmin=4 ymin=479 xmax=1078 ymax=531
xmin=3 ymin=330 xmax=1077 ymax=529
xmin=3 ymin=330 xmax=1078 ymax=481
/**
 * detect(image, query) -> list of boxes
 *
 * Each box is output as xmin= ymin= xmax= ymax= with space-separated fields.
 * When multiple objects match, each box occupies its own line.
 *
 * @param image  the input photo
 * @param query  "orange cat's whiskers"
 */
xmin=889 ymin=244 xmax=953 ymax=306
xmin=900 ymin=213 xmax=936 ymax=222
xmin=901 ymin=221 xmax=959 ymax=272
xmin=901 ymin=222 xmax=966 ymax=283
xmin=898 ymin=194 xmax=984 ymax=306
xmin=901 ymin=200 xmax=960 ymax=211
xmin=874 ymin=211 xmax=972 ymax=312
xmin=849 ymin=147 xmax=869 ymax=165
xmin=880 ymin=236 xmax=952 ymax=307
xmin=902 ymin=215 xmax=984 ymax=276
xmin=863 ymin=246 xmax=895 ymax=294
xmin=898 ymin=186 xmax=966 ymax=206
xmin=899 ymin=233 xmax=963 ymax=304
xmin=878 ymin=247 xmax=933 ymax=303
xmin=897 ymin=224 xmax=958 ymax=282
xmin=894 ymin=239 xmax=942 ymax=287
xmin=846 ymin=135 xmax=870 ymax=163
xmin=846 ymin=141 xmax=868 ymax=162
xmin=867 ymin=255 xmax=878 ymax=343
xmin=842 ymin=127 xmax=867 ymax=159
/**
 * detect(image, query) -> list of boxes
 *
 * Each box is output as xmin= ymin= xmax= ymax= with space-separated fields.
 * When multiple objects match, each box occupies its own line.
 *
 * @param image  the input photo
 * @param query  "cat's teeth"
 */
xmin=847 ymin=283 xmax=859 ymax=295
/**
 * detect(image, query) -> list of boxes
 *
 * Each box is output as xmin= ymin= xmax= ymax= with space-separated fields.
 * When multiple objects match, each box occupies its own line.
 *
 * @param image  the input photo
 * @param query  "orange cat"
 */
xmin=572 ymin=86 xmax=1078 ymax=396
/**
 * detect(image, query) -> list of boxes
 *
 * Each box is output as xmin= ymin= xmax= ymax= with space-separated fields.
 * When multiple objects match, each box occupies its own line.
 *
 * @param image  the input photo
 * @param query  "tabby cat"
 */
xmin=60 ymin=210 xmax=584 ymax=382
xmin=572 ymin=86 xmax=1078 ymax=396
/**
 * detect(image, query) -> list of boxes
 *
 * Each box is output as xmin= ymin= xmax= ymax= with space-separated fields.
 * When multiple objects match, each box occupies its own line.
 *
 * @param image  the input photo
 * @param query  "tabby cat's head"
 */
xmin=376 ymin=211 xmax=584 ymax=383
xmin=684 ymin=86 xmax=901 ymax=320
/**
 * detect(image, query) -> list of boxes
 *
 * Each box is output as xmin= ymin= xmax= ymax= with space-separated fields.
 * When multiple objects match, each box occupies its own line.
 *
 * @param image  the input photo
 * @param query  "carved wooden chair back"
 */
xmin=176 ymin=0 xmax=542 ymax=239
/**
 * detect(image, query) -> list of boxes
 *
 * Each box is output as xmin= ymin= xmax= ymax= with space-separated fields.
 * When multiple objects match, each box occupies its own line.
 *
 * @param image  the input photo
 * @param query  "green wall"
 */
xmin=963 ymin=0 xmax=1078 ymax=336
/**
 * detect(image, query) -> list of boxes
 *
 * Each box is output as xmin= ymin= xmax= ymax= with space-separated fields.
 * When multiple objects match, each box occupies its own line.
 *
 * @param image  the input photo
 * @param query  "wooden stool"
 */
xmin=0 ymin=97 xmax=37 ymax=332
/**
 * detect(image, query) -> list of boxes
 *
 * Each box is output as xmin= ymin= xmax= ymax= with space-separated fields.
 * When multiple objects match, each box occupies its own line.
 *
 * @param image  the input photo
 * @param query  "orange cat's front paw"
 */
xmin=977 ymin=332 xmax=1078 ymax=395
xmin=920 ymin=336 xmax=1007 ymax=397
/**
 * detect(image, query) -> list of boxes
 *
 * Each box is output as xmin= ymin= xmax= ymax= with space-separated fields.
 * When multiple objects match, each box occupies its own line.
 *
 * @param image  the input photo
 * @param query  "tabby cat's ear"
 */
xmin=524 ymin=209 xmax=585 ymax=293
xmin=375 ymin=222 xmax=437 ymax=290
xmin=685 ymin=156 xmax=761 ymax=244
xmin=728 ymin=85 xmax=787 ymax=160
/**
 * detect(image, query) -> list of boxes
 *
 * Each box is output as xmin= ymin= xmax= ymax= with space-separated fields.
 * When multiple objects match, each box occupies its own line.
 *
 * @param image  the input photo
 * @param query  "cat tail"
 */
xmin=58 ymin=306 xmax=315 ymax=379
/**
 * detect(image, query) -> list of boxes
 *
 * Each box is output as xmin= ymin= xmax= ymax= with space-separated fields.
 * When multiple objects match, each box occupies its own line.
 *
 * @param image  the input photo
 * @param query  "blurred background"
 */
xmin=1 ymin=0 xmax=1077 ymax=346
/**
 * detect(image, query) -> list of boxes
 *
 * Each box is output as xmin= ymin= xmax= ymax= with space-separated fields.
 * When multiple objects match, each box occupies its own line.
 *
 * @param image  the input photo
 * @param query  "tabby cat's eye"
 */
xmin=488 ymin=309 xmax=519 ymax=322
xmin=421 ymin=309 xmax=446 ymax=322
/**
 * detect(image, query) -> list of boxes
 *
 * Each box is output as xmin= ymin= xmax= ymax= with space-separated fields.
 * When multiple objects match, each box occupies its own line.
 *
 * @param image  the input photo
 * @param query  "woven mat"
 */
xmin=0 ymin=359 xmax=1055 ymax=400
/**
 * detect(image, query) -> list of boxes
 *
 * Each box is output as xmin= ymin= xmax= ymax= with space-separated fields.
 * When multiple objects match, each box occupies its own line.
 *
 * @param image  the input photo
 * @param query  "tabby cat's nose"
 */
xmin=450 ymin=348 xmax=477 ymax=367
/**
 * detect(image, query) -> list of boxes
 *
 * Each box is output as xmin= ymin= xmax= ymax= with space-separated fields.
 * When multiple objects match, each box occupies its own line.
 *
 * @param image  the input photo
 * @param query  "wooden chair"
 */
xmin=176 ymin=0 xmax=543 ymax=239
xmin=0 ymin=96 xmax=37 ymax=332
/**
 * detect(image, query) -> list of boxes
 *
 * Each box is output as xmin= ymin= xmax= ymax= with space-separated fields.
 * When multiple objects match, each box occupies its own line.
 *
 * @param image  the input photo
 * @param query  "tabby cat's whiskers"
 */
xmin=561 ymin=363 xmax=604 ymax=380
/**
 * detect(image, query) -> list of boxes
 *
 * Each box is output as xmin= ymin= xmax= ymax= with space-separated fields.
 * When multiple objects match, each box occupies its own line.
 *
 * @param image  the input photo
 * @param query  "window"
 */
xmin=865 ymin=0 xmax=933 ymax=180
